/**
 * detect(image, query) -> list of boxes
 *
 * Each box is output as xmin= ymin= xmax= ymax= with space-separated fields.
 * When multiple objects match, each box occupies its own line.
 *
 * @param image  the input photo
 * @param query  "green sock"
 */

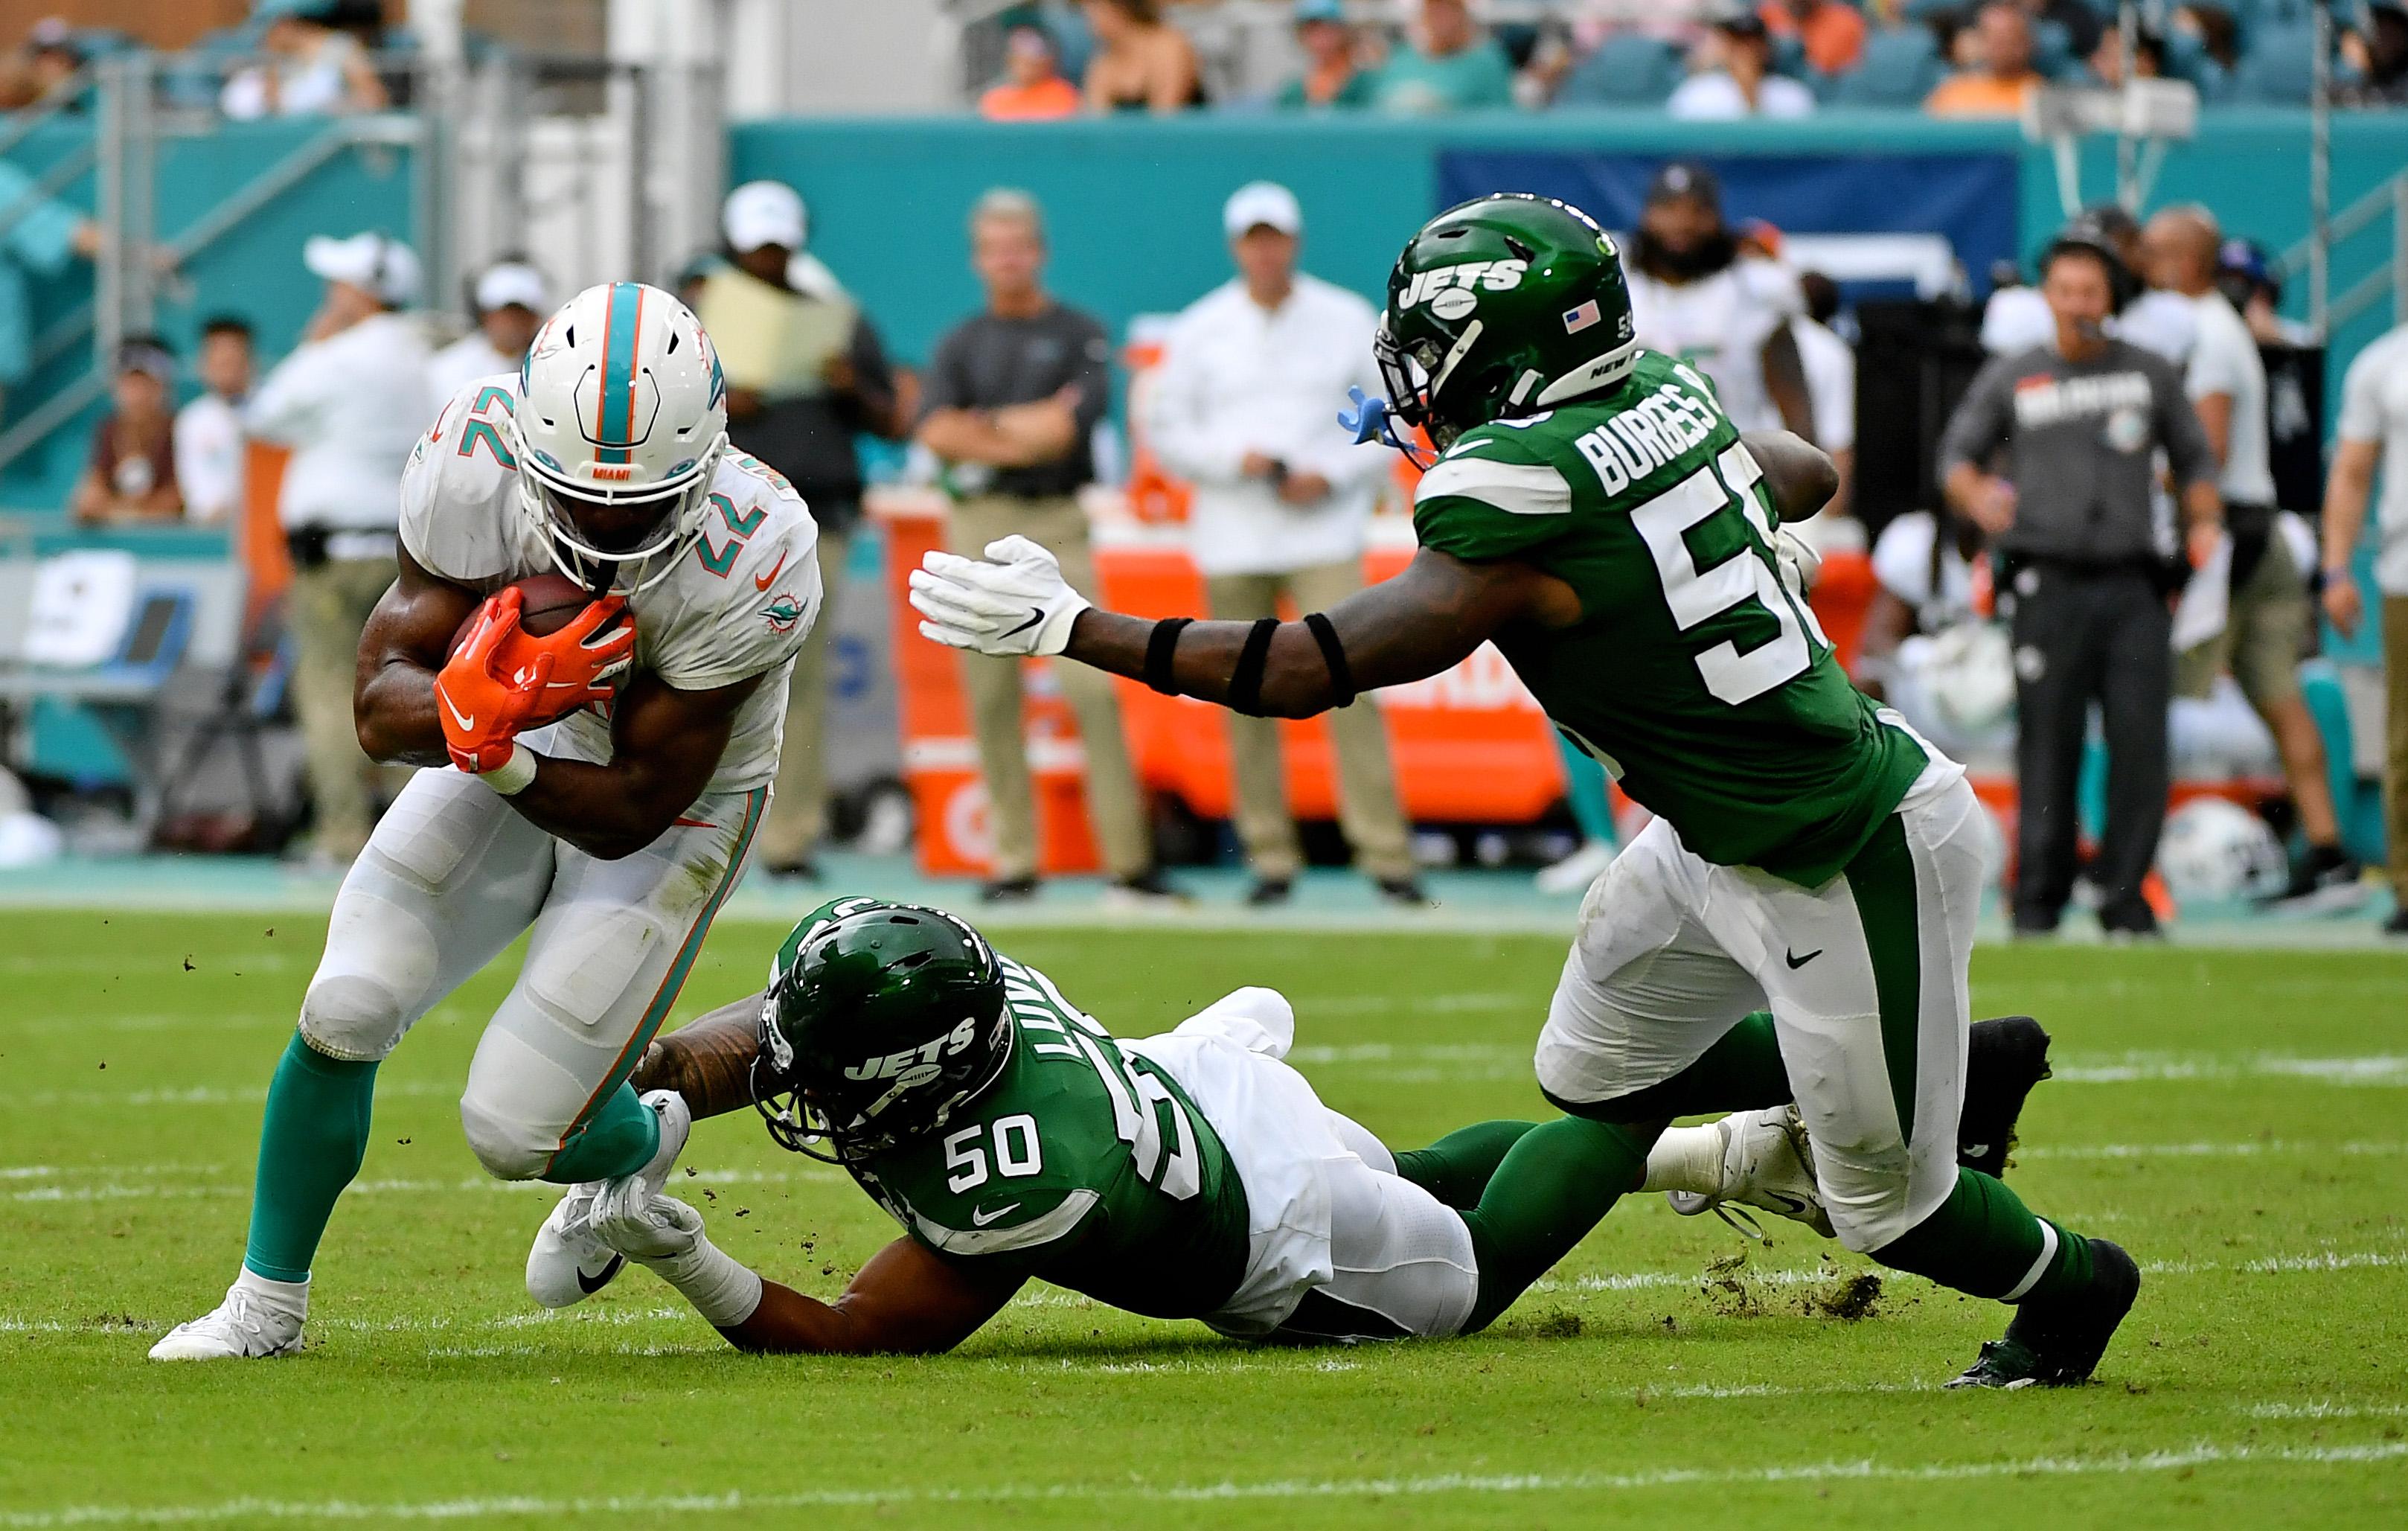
xmin=1544 ymin=1012 xmax=1792 ymax=1122
xmin=243 ymin=1032 xmax=378 ymax=1284
xmin=541 ymin=1082 xmax=660 ymax=1185
xmin=1458 ymin=1116 xmax=1654 ymax=1333
xmin=1394 ymin=1119 xmax=1539 ymax=1209
xmin=1871 ymin=1166 xmax=2096 ymax=1303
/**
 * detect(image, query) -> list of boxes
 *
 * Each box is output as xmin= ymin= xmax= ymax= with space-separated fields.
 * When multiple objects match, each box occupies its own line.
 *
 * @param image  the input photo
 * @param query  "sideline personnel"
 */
xmin=1939 ymin=227 xmax=2220 ymax=939
xmin=915 ymin=189 xmax=1171 ymax=906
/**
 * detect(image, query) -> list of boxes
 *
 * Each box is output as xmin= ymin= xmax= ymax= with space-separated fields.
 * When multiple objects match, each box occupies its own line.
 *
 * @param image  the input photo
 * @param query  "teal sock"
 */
xmin=1394 ymin=1119 xmax=1539 ymax=1209
xmin=1545 ymin=1011 xmax=1793 ymax=1122
xmin=541 ymin=1082 xmax=660 ymax=1185
xmin=243 ymin=1032 xmax=378 ymax=1284
xmin=1871 ymin=1166 xmax=2096 ymax=1303
xmin=1554 ymin=732 xmax=1616 ymax=844
xmin=1458 ymin=1116 xmax=1654 ymax=1333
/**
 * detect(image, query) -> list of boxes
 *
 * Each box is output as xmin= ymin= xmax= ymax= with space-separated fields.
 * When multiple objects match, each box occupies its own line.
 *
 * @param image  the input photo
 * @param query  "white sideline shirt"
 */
xmin=1791 ymin=316 xmax=1855 ymax=453
xmin=2183 ymin=289 xmax=2276 ymax=507
xmin=2337 ymin=322 xmax=2408 ymax=595
xmin=1143 ymin=274 xmax=1391 ymax=578
xmin=1627 ymin=258 xmax=1803 ymax=433
xmin=426 ymin=333 xmax=520 ymax=407
xmin=246 ymin=312 xmax=435 ymax=541
xmin=173 ymin=392 xmax=245 ymax=525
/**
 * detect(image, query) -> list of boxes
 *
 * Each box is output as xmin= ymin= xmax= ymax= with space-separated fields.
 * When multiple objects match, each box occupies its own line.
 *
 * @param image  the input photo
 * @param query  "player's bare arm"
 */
xmin=631 ymin=999 xmax=768 ymax=1119
xmin=353 ymin=544 xmax=484 ymax=769
xmin=1738 ymin=429 xmax=1839 ymax=522
xmin=1758 ymin=325 xmax=1817 ymax=443
xmin=723 ymin=1238 xmax=1022 ymax=1356
xmin=1060 ymin=549 xmax=1578 ymax=720
xmin=501 ymin=669 xmax=766 ymax=861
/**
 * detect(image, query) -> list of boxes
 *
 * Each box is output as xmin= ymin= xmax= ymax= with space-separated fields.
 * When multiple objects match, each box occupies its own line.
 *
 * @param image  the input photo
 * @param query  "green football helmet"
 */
xmin=752 ymin=898 xmax=1011 ymax=1164
xmin=1374 ymin=193 xmax=1640 ymax=452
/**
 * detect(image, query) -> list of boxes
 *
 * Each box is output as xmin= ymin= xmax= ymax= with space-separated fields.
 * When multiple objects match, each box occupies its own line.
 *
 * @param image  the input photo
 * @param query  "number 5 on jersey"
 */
xmin=1630 ymin=442 xmax=1829 ymax=706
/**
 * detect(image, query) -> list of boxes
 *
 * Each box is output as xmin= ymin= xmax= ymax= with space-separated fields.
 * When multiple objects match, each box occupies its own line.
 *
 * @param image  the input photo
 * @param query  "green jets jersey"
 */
xmin=1412 ymin=349 xmax=1929 ymax=886
xmin=851 ymin=956 xmax=1252 ymax=1318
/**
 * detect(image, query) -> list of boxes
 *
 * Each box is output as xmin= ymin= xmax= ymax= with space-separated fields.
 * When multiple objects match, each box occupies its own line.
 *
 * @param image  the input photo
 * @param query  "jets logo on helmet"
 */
xmin=1373 ymin=194 xmax=1642 ymax=453
xmin=752 ymin=900 xmax=1011 ymax=1164
xmin=508 ymin=281 xmax=730 ymax=593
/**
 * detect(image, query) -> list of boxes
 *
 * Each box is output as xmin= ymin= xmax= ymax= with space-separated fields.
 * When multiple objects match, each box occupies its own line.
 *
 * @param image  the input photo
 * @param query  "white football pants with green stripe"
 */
xmin=1536 ymin=765 xmax=1989 ymax=1253
xmin=302 ymin=763 xmax=764 ymax=1179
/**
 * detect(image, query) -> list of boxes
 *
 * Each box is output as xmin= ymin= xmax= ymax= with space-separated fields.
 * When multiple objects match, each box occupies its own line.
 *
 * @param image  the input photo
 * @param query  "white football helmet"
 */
xmin=510 ymin=281 xmax=729 ymax=592
xmin=2156 ymin=797 xmax=2286 ymax=904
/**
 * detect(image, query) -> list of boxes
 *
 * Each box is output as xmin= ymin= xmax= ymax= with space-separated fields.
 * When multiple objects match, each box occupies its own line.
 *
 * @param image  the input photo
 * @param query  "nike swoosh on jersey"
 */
xmin=437 ymin=683 xmax=475 ymax=732
xmin=970 ymin=1201 xmax=1021 ymax=1227
xmin=1784 ymin=947 xmax=1823 ymax=969
xmin=754 ymin=550 xmax=790 ymax=592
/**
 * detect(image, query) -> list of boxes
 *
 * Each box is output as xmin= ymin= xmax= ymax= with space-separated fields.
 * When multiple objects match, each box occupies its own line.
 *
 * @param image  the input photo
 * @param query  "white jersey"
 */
xmin=1626 ymin=257 xmax=1803 ymax=432
xmin=400 ymin=373 xmax=822 ymax=793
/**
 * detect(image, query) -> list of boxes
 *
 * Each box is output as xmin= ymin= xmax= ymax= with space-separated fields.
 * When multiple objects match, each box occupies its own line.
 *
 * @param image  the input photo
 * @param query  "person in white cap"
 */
xmin=1143 ymin=182 xmax=1422 ymax=906
xmin=426 ymin=256 xmax=550 ymax=403
xmin=244 ymin=229 xmax=434 ymax=864
xmin=694 ymin=180 xmax=909 ymax=880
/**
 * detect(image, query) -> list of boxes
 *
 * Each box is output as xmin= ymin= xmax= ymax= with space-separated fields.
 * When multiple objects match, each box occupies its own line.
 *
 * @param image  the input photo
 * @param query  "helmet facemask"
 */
xmin=752 ymin=994 xmax=1014 ymax=1166
xmin=1375 ymin=313 xmax=1490 ymax=458
xmin=514 ymin=429 xmax=727 ymax=595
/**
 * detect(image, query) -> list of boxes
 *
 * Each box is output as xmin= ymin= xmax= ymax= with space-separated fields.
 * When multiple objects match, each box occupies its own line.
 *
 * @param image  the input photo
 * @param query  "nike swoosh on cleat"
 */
xmin=970 ymin=1202 xmax=1020 ymax=1227
xmin=999 ymin=610 xmax=1044 ymax=639
xmin=577 ymin=1254 xmax=625 ymax=1294
xmin=754 ymin=551 xmax=790 ymax=592
xmin=1784 ymin=947 xmax=1822 ymax=969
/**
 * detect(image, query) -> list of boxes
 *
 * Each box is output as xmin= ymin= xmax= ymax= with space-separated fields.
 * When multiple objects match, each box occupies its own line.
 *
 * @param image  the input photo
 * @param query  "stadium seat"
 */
xmin=2229 ymin=22 xmax=2320 ymax=103
xmin=1554 ymin=33 xmax=1682 ymax=108
xmin=1828 ymin=28 xmax=1944 ymax=107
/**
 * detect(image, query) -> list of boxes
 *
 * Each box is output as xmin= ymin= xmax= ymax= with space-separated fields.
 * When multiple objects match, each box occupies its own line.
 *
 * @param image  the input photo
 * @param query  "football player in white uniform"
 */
xmin=151 ymin=281 xmax=824 ymax=1359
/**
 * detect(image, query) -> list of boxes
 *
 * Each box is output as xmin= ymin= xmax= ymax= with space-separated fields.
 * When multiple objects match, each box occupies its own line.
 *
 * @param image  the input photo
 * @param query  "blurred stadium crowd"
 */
xmin=1 ymin=0 xmax=2404 ymax=941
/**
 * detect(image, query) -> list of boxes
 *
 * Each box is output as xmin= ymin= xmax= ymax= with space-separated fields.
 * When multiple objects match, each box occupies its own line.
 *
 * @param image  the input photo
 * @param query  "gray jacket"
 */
xmin=1938 ymin=338 xmax=2215 ymax=565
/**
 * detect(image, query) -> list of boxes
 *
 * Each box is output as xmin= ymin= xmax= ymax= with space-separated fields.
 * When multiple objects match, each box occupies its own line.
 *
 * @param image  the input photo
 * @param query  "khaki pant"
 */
xmin=2176 ymin=529 xmax=2310 ymax=709
xmin=759 ymin=528 xmax=851 ymax=867
xmin=1204 ymin=561 xmax=1413 ymax=883
xmin=2386 ymin=597 xmax=2408 ymax=901
xmin=948 ymin=494 xmax=1150 ymax=881
xmin=287 ymin=554 xmax=398 ymax=860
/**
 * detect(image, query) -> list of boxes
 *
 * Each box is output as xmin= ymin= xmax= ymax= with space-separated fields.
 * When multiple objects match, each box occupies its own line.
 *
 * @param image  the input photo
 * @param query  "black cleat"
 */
xmin=980 ymin=875 xmax=1040 ymax=904
xmin=1246 ymin=877 xmax=1293 ymax=907
xmin=1947 ymin=1238 xmax=2140 ymax=1389
xmin=1959 ymin=1015 xmax=2052 ymax=1179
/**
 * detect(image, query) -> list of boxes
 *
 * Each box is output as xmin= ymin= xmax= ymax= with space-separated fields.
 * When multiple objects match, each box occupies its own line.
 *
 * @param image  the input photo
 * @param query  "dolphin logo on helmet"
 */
xmin=508 ymin=281 xmax=731 ymax=593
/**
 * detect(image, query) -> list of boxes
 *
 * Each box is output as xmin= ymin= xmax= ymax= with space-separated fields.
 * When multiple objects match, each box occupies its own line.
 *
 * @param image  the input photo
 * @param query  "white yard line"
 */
xmin=1 ymin=1442 xmax=2399 ymax=1525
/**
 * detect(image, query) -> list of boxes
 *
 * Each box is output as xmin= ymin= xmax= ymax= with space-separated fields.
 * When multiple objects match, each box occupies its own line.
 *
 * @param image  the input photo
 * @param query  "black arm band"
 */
xmin=1301 ymin=611 xmax=1357 ymax=708
xmin=1226 ymin=617 xmax=1281 ymax=717
xmin=1144 ymin=617 xmax=1194 ymax=695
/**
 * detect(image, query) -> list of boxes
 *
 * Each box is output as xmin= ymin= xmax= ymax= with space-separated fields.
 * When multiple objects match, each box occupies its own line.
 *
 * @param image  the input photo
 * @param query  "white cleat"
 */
xmin=1666 ymin=1105 xmax=1836 ymax=1241
xmin=525 ymin=1089 xmax=692 ymax=1308
xmin=148 ymin=1279 xmax=305 ymax=1361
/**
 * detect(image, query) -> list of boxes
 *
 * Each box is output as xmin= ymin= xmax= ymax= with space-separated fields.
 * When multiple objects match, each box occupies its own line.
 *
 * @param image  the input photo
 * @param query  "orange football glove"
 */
xmin=435 ymin=589 xmax=555 ymax=774
xmin=492 ymin=594 xmax=637 ymax=726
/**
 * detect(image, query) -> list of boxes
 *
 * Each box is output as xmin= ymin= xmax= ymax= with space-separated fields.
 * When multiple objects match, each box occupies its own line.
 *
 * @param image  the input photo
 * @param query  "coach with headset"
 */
xmin=1938 ymin=222 xmax=2221 ymax=939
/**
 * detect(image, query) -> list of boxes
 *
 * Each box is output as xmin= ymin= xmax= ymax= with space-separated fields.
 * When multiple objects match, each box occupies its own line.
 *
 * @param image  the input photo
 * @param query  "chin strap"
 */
xmin=1339 ymin=387 xmax=1433 ymax=470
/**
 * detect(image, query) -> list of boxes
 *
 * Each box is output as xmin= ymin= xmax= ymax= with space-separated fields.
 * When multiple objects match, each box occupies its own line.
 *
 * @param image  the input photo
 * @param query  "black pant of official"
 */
xmin=2008 ymin=562 xmax=2172 ymax=930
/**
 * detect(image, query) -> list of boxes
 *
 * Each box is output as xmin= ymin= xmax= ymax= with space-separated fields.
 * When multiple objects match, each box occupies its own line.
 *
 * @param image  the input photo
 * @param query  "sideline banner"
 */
xmin=1434 ymin=150 xmax=2020 ymax=294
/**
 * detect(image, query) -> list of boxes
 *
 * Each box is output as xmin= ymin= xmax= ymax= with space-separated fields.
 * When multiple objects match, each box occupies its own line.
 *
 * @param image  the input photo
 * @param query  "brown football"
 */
xmin=447 ymin=572 xmax=621 ymax=657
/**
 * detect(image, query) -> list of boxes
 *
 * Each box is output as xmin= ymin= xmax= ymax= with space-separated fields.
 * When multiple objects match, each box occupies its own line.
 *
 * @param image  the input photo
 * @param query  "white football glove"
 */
xmin=909 ymin=535 xmax=1092 ymax=657
xmin=1773 ymin=528 xmax=1823 ymax=602
xmin=591 ymin=1183 xmax=704 ymax=1265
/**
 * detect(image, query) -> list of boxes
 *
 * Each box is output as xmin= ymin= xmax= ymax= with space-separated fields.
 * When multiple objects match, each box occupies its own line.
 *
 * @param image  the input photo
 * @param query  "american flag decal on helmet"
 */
xmin=1562 ymin=299 xmax=1601 ymax=335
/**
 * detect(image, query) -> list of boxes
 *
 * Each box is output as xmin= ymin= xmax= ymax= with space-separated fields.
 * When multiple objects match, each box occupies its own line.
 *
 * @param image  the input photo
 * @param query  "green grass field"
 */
xmin=3 ymin=909 xmax=2405 ymax=1527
